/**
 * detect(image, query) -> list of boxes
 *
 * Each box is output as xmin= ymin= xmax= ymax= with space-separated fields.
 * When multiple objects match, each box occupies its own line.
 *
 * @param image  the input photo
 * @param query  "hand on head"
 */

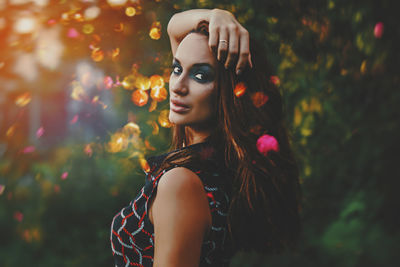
xmin=208 ymin=9 xmax=253 ymax=75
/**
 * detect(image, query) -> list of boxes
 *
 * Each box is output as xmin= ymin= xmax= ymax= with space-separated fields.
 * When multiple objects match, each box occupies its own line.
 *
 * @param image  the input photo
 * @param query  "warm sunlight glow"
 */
xmin=14 ymin=17 xmax=36 ymax=34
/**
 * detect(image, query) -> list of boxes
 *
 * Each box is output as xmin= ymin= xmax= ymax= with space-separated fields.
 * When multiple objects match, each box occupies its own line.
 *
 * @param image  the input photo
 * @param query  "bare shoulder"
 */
xmin=149 ymin=167 xmax=212 ymax=227
xmin=158 ymin=167 xmax=205 ymax=193
xmin=154 ymin=167 xmax=211 ymax=218
xmin=151 ymin=167 xmax=212 ymax=266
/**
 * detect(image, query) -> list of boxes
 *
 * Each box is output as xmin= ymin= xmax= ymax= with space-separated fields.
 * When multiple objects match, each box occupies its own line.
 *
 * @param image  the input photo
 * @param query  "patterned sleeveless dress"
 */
xmin=110 ymin=141 xmax=235 ymax=266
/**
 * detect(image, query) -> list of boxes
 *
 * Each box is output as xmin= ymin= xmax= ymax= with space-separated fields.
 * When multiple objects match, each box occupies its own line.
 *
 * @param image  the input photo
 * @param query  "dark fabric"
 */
xmin=110 ymin=141 xmax=235 ymax=267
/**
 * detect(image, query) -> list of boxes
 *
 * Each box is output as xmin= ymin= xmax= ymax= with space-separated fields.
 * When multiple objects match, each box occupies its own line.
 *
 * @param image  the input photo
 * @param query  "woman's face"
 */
xmin=169 ymin=33 xmax=218 ymax=128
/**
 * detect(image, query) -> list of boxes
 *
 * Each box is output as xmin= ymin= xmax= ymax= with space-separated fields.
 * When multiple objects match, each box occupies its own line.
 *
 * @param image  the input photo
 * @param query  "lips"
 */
xmin=170 ymin=99 xmax=190 ymax=113
xmin=170 ymin=99 xmax=190 ymax=108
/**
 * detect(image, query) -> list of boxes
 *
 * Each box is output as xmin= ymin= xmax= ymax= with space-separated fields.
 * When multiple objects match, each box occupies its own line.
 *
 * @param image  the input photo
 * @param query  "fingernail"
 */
xmin=236 ymin=69 xmax=242 ymax=75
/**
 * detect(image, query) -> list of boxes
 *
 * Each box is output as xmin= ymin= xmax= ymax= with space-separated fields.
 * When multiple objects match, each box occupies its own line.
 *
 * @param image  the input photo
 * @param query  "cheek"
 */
xmin=168 ymin=75 xmax=175 ymax=94
xmin=193 ymin=85 xmax=216 ymax=113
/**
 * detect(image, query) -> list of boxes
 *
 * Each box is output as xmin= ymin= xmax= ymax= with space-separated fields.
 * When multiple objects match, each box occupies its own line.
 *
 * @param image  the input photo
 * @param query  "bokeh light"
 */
xmin=83 ymin=24 xmax=95 ymax=34
xmin=251 ymin=92 xmax=269 ymax=108
xmin=107 ymin=0 xmax=128 ymax=7
xmin=131 ymin=89 xmax=149 ymax=106
xmin=135 ymin=75 xmax=151 ymax=90
xmin=150 ymin=74 xmax=165 ymax=89
xmin=149 ymin=21 xmax=161 ymax=40
xmin=234 ymin=82 xmax=246 ymax=97
xmin=15 ymin=92 xmax=31 ymax=107
xmin=122 ymin=75 xmax=136 ymax=90
xmin=107 ymin=132 xmax=129 ymax=153
xmin=158 ymin=109 xmax=172 ymax=128
xmin=14 ymin=16 xmax=36 ymax=34
xmin=84 ymin=6 xmax=101 ymax=21
xmin=150 ymin=87 xmax=168 ymax=102
xmin=91 ymin=48 xmax=104 ymax=62
xmin=125 ymin=7 xmax=136 ymax=17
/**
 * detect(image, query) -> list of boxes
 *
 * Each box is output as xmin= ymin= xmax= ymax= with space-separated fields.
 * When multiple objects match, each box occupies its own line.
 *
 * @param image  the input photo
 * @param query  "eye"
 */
xmin=171 ymin=66 xmax=181 ymax=74
xmin=194 ymin=73 xmax=205 ymax=80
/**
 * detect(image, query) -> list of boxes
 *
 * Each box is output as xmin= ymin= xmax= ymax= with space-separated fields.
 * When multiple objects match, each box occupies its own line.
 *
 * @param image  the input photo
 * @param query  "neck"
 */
xmin=184 ymin=126 xmax=212 ymax=146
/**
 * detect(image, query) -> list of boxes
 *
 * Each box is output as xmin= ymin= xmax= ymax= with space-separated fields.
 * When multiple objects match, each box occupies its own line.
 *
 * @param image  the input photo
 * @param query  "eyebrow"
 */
xmin=172 ymin=58 xmax=214 ymax=69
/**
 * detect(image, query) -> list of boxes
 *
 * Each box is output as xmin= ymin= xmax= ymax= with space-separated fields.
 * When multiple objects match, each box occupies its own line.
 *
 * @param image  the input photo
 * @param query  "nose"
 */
xmin=169 ymin=73 xmax=188 ymax=96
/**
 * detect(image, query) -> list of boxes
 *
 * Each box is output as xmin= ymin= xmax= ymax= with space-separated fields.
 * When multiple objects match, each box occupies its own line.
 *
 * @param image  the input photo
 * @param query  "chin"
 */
xmin=169 ymin=113 xmax=188 ymax=125
xmin=169 ymin=110 xmax=215 ymax=127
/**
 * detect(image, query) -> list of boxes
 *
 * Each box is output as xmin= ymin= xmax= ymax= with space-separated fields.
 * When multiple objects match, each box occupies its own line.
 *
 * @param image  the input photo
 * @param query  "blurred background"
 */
xmin=0 ymin=0 xmax=398 ymax=266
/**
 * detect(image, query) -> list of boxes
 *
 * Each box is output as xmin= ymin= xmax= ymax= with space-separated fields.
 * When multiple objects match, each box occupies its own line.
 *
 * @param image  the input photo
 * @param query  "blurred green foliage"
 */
xmin=0 ymin=0 xmax=398 ymax=266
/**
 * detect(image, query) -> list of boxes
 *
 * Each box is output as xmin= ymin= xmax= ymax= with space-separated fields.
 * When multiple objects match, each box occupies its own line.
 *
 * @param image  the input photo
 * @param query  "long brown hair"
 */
xmin=159 ymin=21 xmax=302 ymax=255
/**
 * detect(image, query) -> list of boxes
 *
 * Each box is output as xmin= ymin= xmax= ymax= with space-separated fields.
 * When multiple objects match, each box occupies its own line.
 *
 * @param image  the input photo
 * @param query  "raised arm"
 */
xmin=167 ymin=8 xmax=252 ymax=75
xmin=167 ymin=9 xmax=211 ymax=56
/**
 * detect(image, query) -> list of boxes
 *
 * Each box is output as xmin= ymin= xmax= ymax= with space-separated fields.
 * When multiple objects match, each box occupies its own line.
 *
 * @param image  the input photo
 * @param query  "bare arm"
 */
xmin=167 ymin=8 xmax=252 ymax=75
xmin=167 ymin=9 xmax=212 ymax=56
xmin=151 ymin=167 xmax=212 ymax=267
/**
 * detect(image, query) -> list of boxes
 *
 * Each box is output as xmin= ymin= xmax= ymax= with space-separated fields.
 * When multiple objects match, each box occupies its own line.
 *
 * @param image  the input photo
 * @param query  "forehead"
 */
xmin=174 ymin=33 xmax=216 ymax=67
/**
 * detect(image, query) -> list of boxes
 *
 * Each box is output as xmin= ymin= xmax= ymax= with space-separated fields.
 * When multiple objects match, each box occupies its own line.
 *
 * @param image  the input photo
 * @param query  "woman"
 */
xmin=111 ymin=8 xmax=302 ymax=267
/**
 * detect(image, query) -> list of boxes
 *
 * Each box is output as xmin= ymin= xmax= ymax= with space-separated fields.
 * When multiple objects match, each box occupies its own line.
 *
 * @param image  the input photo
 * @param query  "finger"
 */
xmin=208 ymin=26 xmax=219 ymax=56
xmin=235 ymin=29 xmax=251 ymax=74
xmin=249 ymin=53 xmax=253 ymax=68
xmin=225 ymin=25 xmax=239 ymax=69
xmin=217 ymin=27 xmax=229 ymax=63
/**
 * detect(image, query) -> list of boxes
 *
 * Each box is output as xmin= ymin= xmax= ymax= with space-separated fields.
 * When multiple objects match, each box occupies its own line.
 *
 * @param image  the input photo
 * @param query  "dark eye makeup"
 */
xmin=171 ymin=59 xmax=215 ymax=83
xmin=171 ymin=63 xmax=182 ymax=74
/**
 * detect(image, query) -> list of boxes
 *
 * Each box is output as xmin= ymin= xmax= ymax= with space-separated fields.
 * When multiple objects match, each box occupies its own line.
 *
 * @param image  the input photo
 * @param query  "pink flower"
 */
xmin=256 ymin=134 xmax=279 ymax=156
xmin=36 ymin=126 xmax=45 ymax=138
xmin=104 ymin=76 xmax=113 ymax=89
xmin=47 ymin=19 xmax=57 ymax=26
xmin=114 ymin=75 xmax=122 ymax=86
xmin=67 ymin=28 xmax=79 ymax=39
xmin=61 ymin=172 xmax=68 ymax=180
xmin=270 ymin=75 xmax=281 ymax=86
xmin=374 ymin=22 xmax=384 ymax=39
xmin=22 ymin=146 xmax=35 ymax=154
xmin=13 ymin=211 xmax=24 ymax=222
xmin=84 ymin=144 xmax=93 ymax=157
xmin=70 ymin=115 xmax=79 ymax=124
